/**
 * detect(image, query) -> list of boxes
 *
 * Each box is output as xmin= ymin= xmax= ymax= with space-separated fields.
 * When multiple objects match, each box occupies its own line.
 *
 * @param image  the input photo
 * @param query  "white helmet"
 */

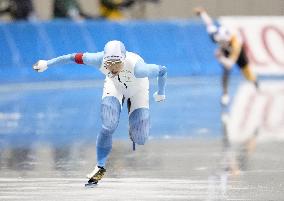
xmin=103 ymin=40 xmax=126 ymax=76
xmin=103 ymin=40 xmax=126 ymax=62
xmin=213 ymin=26 xmax=231 ymax=43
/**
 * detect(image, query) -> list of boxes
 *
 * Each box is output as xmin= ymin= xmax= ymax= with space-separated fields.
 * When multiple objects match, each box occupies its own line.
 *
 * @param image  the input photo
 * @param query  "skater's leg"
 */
xmin=95 ymin=78 xmax=123 ymax=167
xmin=96 ymin=96 xmax=121 ymax=167
xmin=86 ymin=79 xmax=123 ymax=184
xmin=127 ymin=88 xmax=149 ymax=145
xmin=241 ymin=65 xmax=258 ymax=89
xmin=222 ymin=68 xmax=230 ymax=96
xmin=221 ymin=68 xmax=230 ymax=106
xmin=129 ymin=108 xmax=150 ymax=145
xmin=86 ymin=96 xmax=121 ymax=184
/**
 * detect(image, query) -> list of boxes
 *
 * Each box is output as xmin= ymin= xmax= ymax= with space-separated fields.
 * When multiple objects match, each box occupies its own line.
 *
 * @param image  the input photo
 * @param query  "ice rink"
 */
xmin=1 ymin=140 xmax=284 ymax=201
xmin=1 ymin=8 xmax=284 ymax=200
xmin=0 ymin=77 xmax=284 ymax=201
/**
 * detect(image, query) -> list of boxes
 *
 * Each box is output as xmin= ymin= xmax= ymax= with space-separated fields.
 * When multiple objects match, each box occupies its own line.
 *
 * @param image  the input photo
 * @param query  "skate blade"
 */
xmin=85 ymin=182 xmax=98 ymax=188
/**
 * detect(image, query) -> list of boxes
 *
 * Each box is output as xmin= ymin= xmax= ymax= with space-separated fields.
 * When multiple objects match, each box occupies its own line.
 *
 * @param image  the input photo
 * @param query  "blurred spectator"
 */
xmin=53 ymin=0 xmax=93 ymax=21
xmin=130 ymin=0 xmax=160 ymax=19
xmin=0 ymin=0 xmax=36 ymax=21
xmin=98 ymin=0 xmax=135 ymax=20
xmin=99 ymin=0 xmax=160 ymax=20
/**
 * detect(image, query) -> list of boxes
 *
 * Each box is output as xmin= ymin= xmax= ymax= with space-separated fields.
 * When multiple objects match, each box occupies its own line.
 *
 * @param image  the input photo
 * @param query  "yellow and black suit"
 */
xmin=217 ymin=35 xmax=256 ymax=82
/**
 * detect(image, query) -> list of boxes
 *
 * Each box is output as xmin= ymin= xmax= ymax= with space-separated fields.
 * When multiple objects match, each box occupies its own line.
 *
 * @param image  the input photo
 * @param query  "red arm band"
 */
xmin=74 ymin=53 xmax=84 ymax=64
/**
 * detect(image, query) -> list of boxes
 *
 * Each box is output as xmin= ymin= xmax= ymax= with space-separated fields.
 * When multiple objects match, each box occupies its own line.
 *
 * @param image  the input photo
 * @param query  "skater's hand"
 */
xmin=215 ymin=49 xmax=223 ymax=58
xmin=33 ymin=60 xmax=48 ymax=72
xmin=194 ymin=7 xmax=206 ymax=16
xmin=215 ymin=50 xmax=233 ymax=70
xmin=221 ymin=93 xmax=230 ymax=106
xmin=153 ymin=91 xmax=165 ymax=102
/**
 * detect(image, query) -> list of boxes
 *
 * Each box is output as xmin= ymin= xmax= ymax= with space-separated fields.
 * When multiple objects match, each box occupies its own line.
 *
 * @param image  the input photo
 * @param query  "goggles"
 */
xmin=104 ymin=59 xmax=124 ymax=76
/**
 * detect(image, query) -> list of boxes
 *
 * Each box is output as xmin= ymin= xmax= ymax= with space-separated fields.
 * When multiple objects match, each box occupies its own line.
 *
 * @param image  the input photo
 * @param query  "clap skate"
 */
xmin=85 ymin=166 xmax=106 ymax=187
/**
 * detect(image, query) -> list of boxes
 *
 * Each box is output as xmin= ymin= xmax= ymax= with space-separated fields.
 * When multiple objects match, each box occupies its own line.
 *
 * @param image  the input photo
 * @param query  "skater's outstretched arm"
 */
xmin=194 ymin=7 xmax=214 ymax=27
xmin=33 ymin=52 xmax=104 ymax=72
xmin=134 ymin=60 xmax=167 ymax=102
xmin=194 ymin=7 xmax=219 ymax=41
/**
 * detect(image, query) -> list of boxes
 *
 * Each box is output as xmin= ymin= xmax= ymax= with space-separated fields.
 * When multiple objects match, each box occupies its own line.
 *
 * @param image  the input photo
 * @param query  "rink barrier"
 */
xmin=0 ymin=19 xmax=226 ymax=83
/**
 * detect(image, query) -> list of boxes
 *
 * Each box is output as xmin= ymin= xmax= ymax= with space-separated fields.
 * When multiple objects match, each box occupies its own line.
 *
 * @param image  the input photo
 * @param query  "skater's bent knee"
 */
xmin=100 ymin=96 xmax=121 ymax=135
xmin=101 ymin=125 xmax=116 ymax=135
xmin=129 ymin=108 xmax=150 ymax=145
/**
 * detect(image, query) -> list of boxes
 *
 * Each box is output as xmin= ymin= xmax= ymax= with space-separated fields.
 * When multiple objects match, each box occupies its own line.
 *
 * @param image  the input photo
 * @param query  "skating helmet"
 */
xmin=103 ymin=40 xmax=126 ymax=76
xmin=214 ymin=26 xmax=231 ymax=43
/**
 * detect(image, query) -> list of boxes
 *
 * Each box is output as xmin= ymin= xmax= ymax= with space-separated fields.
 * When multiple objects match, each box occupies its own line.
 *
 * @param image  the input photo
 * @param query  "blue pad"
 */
xmin=129 ymin=108 xmax=150 ymax=145
xmin=96 ymin=96 xmax=121 ymax=167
